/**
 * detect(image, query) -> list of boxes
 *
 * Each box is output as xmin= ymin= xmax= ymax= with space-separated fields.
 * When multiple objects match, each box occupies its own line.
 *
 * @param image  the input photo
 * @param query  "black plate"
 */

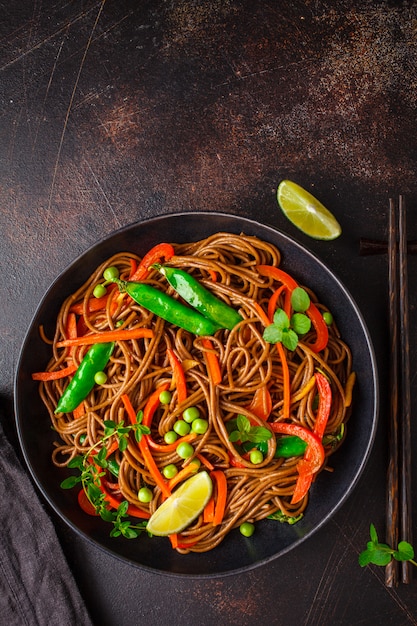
xmin=14 ymin=212 xmax=378 ymax=578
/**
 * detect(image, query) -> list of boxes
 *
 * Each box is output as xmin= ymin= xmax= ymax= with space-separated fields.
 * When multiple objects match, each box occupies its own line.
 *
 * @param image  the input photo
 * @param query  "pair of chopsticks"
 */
xmin=385 ymin=196 xmax=413 ymax=586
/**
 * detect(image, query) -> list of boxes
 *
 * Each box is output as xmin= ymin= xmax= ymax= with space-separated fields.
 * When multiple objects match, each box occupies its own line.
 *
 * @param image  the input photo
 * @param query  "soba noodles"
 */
xmin=35 ymin=233 xmax=354 ymax=553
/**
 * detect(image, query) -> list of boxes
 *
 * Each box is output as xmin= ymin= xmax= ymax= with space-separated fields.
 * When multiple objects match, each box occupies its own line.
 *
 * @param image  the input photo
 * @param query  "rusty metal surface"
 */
xmin=2 ymin=1 xmax=417 ymax=624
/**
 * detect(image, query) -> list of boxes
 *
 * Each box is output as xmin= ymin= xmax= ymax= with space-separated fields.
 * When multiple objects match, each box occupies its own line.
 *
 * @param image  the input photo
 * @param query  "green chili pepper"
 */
xmin=55 ymin=342 xmax=114 ymax=414
xmin=119 ymin=281 xmax=220 ymax=336
xmin=274 ymin=435 xmax=307 ymax=458
xmin=155 ymin=264 xmax=243 ymax=331
xmin=241 ymin=435 xmax=308 ymax=458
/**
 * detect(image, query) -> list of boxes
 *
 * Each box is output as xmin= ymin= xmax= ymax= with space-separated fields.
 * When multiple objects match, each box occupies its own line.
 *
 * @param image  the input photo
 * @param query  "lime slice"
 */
xmin=146 ymin=470 xmax=213 ymax=536
xmin=277 ymin=180 xmax=342 ymax=240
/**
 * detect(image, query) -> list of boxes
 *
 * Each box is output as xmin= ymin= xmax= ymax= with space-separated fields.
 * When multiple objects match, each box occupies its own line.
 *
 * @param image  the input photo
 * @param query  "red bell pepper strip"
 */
xmin=130 ymin=243 xmax=175 ymax=281
xmin=291 ymin=372 xmax=332 ymax=501
xmin=267 ymin=284 xmax=286 ymax=323
xmin=167 ymin=348 xmax=187 ymax=403
xmin=256 ymin=265 xmax=329 ymax=353
xmin=269 ymin=422 xmax=325 ymax=473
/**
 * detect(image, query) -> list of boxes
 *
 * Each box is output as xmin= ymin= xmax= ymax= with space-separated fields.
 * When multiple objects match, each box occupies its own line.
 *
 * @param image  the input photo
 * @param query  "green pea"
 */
xmin=173 ymin=420 xmax=191 ymax=436
xmin=323 ymin=311 xmax=333 ymax=326
xmin=191 ymin=418 xmax=209 ymax=435
xmin=240 ymin=522 xmax=255 ymax=537
xmin=138 ymin=487 xmax=153 ymax=503
xmin=250 ymin=450 xmax=263 ymax=465
xmin=183 ymin=406 xmax=200 ymax=423
xmin=94 ymin=371 xmax=107 ymax=385
xmin=159 ymin=390 xmax=172 ymax=405
xmin=103 ymin=266 xmax=119 ymax=281
xmin=162 ymin=464 xmax=178 ymax=479
xmin=176 ymin=442 xmax=194 ymax=459
xmin=164 ymin=430 xmax=178 ymax=444
xmin=93 ymin=284 xmax=107 ymax=298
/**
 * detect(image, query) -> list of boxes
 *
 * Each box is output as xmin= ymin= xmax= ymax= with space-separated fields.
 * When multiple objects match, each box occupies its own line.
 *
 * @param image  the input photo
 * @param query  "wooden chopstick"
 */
xmin=385 ymin=198 xmax=400 ymax=587
xmin=398 ymin=195 xmax=412 ymax=584
xmin=385 ymin=195 xmax=413 ymax=586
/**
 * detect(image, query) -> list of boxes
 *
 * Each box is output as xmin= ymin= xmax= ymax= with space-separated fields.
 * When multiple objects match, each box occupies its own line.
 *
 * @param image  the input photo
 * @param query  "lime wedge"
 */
xmin=277 ymin=180 xmax=342 ymax=240
xmin=146 ymin=471 xmax=213 ymax=536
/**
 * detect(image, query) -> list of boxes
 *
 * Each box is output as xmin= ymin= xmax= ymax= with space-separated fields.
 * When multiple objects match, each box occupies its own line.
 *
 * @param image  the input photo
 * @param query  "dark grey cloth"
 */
xmin=0 ymin=421 xmax=93 ymax=626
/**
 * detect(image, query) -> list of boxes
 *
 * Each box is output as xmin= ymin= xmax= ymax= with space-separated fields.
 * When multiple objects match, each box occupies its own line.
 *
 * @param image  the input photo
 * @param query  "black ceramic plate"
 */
xmin=14 ymin=212 xmax=378 ymax=578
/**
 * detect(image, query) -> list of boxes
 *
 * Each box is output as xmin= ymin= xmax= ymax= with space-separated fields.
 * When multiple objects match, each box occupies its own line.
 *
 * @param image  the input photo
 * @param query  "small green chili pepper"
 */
xmin=274 ymin=435 xmax=307 ymax=458
xmin=118 ymin=280 xmax=220 ymax=336
xmin=55 ymin=342 xmax=114 ymax=414
xmin=155 ymin=265 xmax=243 ymax=330
xmin=241 ymin=435 xmax=308 ymax=458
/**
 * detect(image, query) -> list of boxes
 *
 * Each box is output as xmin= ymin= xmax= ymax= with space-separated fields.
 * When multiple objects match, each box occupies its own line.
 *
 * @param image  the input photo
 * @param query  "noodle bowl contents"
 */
xmin=32 ymin=233 xmax=355 ymax=553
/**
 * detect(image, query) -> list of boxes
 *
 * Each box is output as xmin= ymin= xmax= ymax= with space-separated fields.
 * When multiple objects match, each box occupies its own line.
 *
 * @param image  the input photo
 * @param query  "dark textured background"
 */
xmin=2 ymin=1 xmax=417 ymax=624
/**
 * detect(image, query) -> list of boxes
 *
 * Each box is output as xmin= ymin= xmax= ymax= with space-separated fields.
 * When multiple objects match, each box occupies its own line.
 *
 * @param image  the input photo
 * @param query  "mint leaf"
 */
xmin=273 ymin=308 xmax=290 ymax=329
xmin=291 ymin=313 xmax=311 ymax=335
xmin=282 ymin=329 xmax=299 ymax=351
xmin=394 ymin=541 xmax=414 ymax=561
xmin=291 ymin=287 xmax=310 ymax=312
xmin=263 ymin=325 xmax=282 ymax=343
xmin=369 ymin=523 xmax=379 ymax=544
xmin=247 ymin=426 xmax=272 ymax=444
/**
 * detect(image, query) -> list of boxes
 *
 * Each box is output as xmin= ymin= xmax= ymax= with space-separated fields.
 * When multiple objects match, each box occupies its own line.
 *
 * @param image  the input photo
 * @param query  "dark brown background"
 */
xmin=2 ymin=1 xmax=417 ymax=624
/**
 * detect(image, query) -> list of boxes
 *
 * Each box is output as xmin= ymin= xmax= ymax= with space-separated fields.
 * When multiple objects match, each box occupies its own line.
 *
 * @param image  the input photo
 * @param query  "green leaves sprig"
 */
xmin=359 ymin=524 xmax=416 ymax=568
xmin=229 ymin=414 xmax=272 ymax=445
xmin=263 ymin=287 xmax=311 ymax=351
xmin=60 ymin=410 xmax=150 ymax=539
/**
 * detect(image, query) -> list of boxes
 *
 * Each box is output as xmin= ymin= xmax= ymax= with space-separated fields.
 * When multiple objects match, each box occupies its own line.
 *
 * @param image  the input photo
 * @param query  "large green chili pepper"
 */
xmin=155 ymin=264 xmax=243 ymax=331
xmin=55 ymin=342 xmax=114 ymax=414
xmin=120 ymin=281 xmax=220 ymax=336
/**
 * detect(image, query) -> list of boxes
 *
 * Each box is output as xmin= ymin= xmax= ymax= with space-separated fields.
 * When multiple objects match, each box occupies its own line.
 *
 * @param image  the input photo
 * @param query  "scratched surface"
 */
xmin=2 ymin=1 xmax=417 ymax=624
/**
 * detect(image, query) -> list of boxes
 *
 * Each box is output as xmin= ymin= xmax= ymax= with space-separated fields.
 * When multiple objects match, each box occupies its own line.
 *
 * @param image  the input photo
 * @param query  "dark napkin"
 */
xmin=0 ymin=419 xmax=93 ymax=626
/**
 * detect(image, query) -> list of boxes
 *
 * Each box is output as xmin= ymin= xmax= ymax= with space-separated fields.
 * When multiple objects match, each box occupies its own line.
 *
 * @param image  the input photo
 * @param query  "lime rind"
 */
xmin=277 ymin=180 xmax=342 ymax=241
xmin=146 ymin=470 xmax=213 ymax=536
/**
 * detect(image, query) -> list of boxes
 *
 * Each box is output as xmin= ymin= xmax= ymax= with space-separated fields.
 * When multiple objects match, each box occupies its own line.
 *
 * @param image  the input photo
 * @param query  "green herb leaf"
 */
xmin=263 ymin=324 xmax=282 ymax=344
xmin=273 ymin=308 xmax=290 ymax=329
xmin=291 ymin=287 xmax=310 ymax=312
xmin=247 ymin=426 xmax=272 ymax=444
xmin=394 ymin=541 xmax=414 ymax=562
xmin=60 ymin=475 xmax=81 ymax=489
xmin=290 ymin=313 xmax=311 ymax=336
xmin=281 ymin=329 xmax=299 ymax=351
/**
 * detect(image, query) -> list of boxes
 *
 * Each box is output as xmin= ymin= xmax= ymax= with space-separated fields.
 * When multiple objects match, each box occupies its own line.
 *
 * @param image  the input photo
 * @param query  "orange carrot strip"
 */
xmin=32 ymin=363 xmax=77 ymax=381
xmin=169 ymin=533 xmax=179 ymax=549
xmin=277 ymin=342 xmax=291 ymax=420
xmin=69 ymin=285 xmax=117 ymax=315
xmin=66 ymin=312 xmax=78 ymax=338
xmin=208 ymin=269 xmax=217 ymax=282
xmin=56 ymin=327 xmax=154 ymax=347
xmin=252 ymin=302 xmax=270 ymax=328
xmin=196 ymin=453 xmax=214 ymax=471
xmin=167 ymin=464 xmax=198 ymax=490
xmin=203 ymin=495 xmax=215 ymax=523
xmin=73 ymin=401 xmax=85 ymax=419
xmin=142 ymin=383 xmax=170 ymax=427
xmin=167 ymin=348 xmax=187 ymax=403
xmin=267 ymin=285 xmax=286 ymax=323
xmin=211 ymin=470 xmax=227 ymax=526
xmin=201 ymin=338 xmax=222 ymax=385
xmin=121 ymin=394 xmax=171 ymax=498
xmin=247 ymin=385 xmax=272 ymax=421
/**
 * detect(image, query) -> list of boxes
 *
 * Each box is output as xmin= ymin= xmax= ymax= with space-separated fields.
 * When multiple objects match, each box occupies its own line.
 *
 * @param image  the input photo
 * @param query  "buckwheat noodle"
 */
xmin=37 ymin=233 xmax=353 ymax=553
